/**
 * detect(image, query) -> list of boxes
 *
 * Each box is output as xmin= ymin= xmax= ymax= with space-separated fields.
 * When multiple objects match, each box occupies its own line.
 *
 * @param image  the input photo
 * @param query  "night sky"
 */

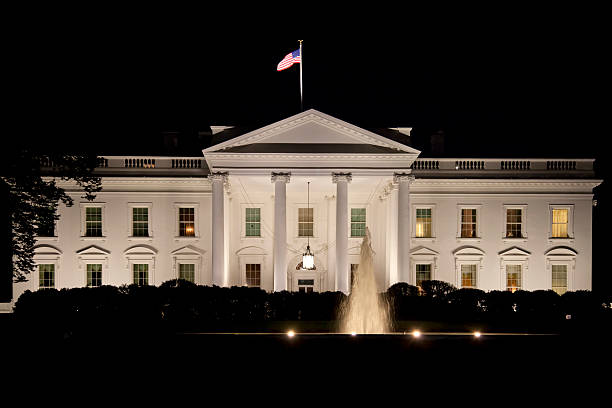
xmin=5 ymin=18 xmax=610 ymax=291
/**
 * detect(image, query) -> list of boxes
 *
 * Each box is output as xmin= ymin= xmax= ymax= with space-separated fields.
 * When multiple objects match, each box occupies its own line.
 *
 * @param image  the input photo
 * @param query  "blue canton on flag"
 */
xmin=277 ymin=49 xmax=301 ymax=71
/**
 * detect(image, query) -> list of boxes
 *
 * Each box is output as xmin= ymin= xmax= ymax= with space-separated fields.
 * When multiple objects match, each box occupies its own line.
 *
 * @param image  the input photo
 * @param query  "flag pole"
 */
xmin=299 ymin=40 xmax=303 ymax=111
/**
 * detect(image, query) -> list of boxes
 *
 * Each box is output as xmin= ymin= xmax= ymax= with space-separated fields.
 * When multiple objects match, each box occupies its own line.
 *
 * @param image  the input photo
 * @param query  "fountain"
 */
xmin=339 ymin=228 xmax=392 ymax=334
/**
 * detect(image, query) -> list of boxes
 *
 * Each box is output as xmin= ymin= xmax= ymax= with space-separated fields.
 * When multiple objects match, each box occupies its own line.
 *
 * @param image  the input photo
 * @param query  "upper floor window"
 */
xmin=179 ymin=207 xmax=195 ymax=237
xmin=506 ymin=208 xmax=523 ymax=238
xmin=551 ymin=208 xmax=569 ymax=238
xmin=39 ymin=264 xmax=55 ymax=289
xmin=460 ymin=208 xmax=478 ymax=238
xmin=132 ymin=207 xmax=149 ymax=237
xmin=245 ymin=208 xmax=261 ymax=237
xmin=298 ymin=208 xmax=313 ymax=237
xmin=37 ymin=218 xmax=55 ymax=237
xmin=350 ymin=208 xmax=366 ymax=237
xmin=416 ymin=208 xmax=432 ymax=238
xmin=85 ymin=207 xmax=103 ymax=237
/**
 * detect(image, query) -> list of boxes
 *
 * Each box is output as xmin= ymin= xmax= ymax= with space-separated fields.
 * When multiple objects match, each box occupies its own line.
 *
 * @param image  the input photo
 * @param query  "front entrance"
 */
xmin=297 ymin=279 xmax=315 ymax=293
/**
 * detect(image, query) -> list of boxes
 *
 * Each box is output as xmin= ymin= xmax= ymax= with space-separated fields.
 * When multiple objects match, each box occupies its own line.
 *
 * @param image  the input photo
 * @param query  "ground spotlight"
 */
xmin=351 ymin=331 xmax=357 ymax=336
xmin=287 ymin=330 xmax=295 ymax=338
xmin=412 ymin=330 xmax=421 ymax=338
xmin=474 ymin=331 xmax=481 ymax=338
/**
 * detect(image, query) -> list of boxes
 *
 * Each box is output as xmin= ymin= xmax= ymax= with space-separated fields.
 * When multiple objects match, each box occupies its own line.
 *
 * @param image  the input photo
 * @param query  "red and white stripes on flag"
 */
xmin=277 ymin=49 xmax=301 ymax=71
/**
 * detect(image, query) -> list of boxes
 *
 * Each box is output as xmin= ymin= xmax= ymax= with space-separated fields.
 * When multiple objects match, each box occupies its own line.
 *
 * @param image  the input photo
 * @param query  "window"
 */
xmin=461 ymin=264 xmax=477 ymax=288
xmin=298 ymin=279 xmax=315 ymax=293
xmin=39 ymin=264 xmax=55 ymax=288
xmin=179 ymin=263 xmax=195 ymax=283
xmin=350 ymin=208 xmax=366 ymax=237
xmin=415 ymin=264 xmax=431 ymax=288
xmin=506 ymin=208 xmax=523 ymax=238
xmin=552 ymin=264 xmax=568 ymax=295
xmin=87 ymin=264 xmax=102 ymax=287
xmin=85 ymin=207 xmax=103 ymax=237
xmin=133 ymin=263 xmax=149 ymax=286
xmin=506 ymin=264 xmax=522 ymax=293
xmin=37 ymin=218 xmax=55 ymax=237
xmin=461 ymin=209 xmax=477 ymax=238
xmin=179 ymin=207 xmax=195 ymax=237
xmin=245 ymin=263 xmax=261 ymax=288
xmin=298 ymin=208 xmax=313 ymax=237
xmin=552 ymin=208 xmax=569 ymax=238
xmin=245 ymin=208 xmax=261 ymax=237
xmin=416 ymin=208 xmax=432 ymax=238
xmin=132 ymin=207 xmax=149 ymax=237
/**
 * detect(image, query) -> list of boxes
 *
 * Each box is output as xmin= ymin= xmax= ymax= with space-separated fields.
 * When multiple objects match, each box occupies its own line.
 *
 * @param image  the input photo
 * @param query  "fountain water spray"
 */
xmin=339 ymin=228 xmax=391 ymax=334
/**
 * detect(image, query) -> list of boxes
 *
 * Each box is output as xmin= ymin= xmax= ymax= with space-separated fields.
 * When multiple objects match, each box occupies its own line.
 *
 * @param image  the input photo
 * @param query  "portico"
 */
xmin=203 ymin=109 xmax=420 ymax=293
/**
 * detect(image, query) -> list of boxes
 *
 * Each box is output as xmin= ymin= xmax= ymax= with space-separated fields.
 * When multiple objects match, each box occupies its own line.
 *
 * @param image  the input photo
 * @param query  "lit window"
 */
xmin=552 ymin=209 xmax=569 ymax=238
xmin=461 ymin=264 xmax=477 ymax=288
xmin=298 ymin=208 xmax=313 ymax=237
xmin=132 ymin=207 xmax=149 ymax=237
xmin=245 ymin=208 xmax=261 ymax=237
xmin=87 ymin=264 xmax=102 ymax=287
xmin=415 ymin=264 xmax=431 ymax=288
xmin=350 ymin=208 xmax=366 ymax=237
xmin=506 ymin=209 xmax=523 ymax=238
xmin=506 ymin=264 xmax=522 ymax=292
xmin=461 ymin=209 xmax=477 ymax=238
xmin=298 ymin=279 xmax=315 ymax=293
xmin=179 ymin=263 xmax=195 ymax=283
xmin=179 ymin=208 xmax=195 ymax=237
xmin=133 ymin=263 xmax=149 ymax=286
xmin=245 ymin=263 xmax=261 ymax=288
xmin=39 ymin=264 xmax=55 ymax=289
xmin=416 ymin=208 xmax=432 ymax=238
xmin=85 ymin=207 xmax=103 ymax=237
xmin=552 ymin=264 xmax=568 ymax=295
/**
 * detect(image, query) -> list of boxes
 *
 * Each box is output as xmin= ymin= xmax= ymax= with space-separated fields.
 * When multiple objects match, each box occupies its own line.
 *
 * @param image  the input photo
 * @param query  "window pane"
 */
xmin=246 ymin=263 xmax=261 ymax=287
xmin=298 ymin=208 xmax=313 ymax=237
xmin=506 ymin=209 xmax=523 ymax=238
xmin=460 ymin=209 xmax=477 ymax=238
xmin=552 ymin=264 xmax=568 ymax=295
xmin=552 ymin=209 xmax=568 ymax=238
xmin=39 ymin=264 xmax=55 ymax=288
xmin=87 ymin=264 xmax=102 ymax=287
xmin=416 ymin=208 xmax=432 ymax=238
xmin=245 ymin=208 xmax=261 ymax=237
xmin=85 ymin=207 xmax=103 ymax=237
xmin=179 ymin=263 xmax=195 ymax=283
xmin=132 ymin=208 xmax=149 ymax=237
xmin=415 ymin=264 xmax=431 ymax=288
xmin=133 ymin=264 xmax=149 ymax=285
xmin=461 ymin=264 xmax=477 ymax=288
xmin=506 ymin=265 xmax=522 ymax=292
xmin=351 ymin=208 xmax=366 ymax=237
xmin=179 ymin=208 xmax=195 ymax=236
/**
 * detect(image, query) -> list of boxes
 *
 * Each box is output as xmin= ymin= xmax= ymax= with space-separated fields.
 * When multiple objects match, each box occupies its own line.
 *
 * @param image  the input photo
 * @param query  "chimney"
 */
xmin=430 ymin=130 xmax=445 ymax=156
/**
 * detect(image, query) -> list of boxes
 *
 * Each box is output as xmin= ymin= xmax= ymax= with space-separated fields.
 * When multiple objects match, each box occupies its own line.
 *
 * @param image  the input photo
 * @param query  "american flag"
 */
xmin=277 ymin=49 xmax=301 ymax=71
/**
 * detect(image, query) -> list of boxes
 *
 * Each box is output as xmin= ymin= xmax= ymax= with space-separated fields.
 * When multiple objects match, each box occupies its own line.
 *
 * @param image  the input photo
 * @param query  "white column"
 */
xmin=385 ymin=183 xmax=399 ymax=287
xmin=272 ymin=172 xmax=290 ymax=292
xmin=333 ymin=173 xmax=351 ymax=294
xmin=210 ymin=172 xmax=228 ymax=287
xmin=395 ymin=173 xmax=414 ymax=284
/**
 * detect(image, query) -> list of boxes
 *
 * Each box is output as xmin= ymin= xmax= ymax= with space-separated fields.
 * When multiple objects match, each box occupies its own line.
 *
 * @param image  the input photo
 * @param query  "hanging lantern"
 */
xmin=299 ymin=181 xmax=316 ymax=270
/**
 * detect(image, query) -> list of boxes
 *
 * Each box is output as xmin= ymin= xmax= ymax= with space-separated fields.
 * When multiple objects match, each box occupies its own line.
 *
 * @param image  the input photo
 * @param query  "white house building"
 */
xmin=1 ymin=109 xmax=602 ymax=311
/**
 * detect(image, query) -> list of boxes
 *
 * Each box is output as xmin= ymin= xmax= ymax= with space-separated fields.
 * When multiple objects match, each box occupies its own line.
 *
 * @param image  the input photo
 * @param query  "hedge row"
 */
xmin=12 ymin=279 xmax=612 ymax=336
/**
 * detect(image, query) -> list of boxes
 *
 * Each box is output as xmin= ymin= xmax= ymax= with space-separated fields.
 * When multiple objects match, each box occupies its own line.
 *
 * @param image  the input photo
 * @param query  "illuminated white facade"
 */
xmin=1 ymin=110 xmax=601 ymax=311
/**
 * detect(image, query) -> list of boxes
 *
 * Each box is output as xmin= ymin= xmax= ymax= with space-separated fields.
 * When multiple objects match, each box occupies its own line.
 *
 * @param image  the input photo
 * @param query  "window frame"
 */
xmin=456 ymin=204 xmax=482 ymax=242
xmin=33 ymin=245 xmax=61 ymax=290
xmin=410 ymin=247 xmax=438 ymax=287
xmin=171 ymin=245 xmax=204 ymax=285
xmin=128 ymin=203 xmax=153 ymax=240
xmin=241 ymin=204 xmax=264 ymax=239
xmin=86 ymin=263 xmax=103 ymax=288
xmin=499 ymin=247 xmax=530 ymax=292
xmin=350 ymin=207 xmax=367 ymax=238
xmin=80 ymin=202 xmax=107 ymax=240
xmin=453 ymin=246 xmax=485 ymax=289
xmin=174 ymin=203 xmax=200 ymax=240
xmin=545 ymin=247 xmax=577 ymax=294
xmin=412 ymin=204 xmax=436 ymax=241
xmin=548 ymin=204 xmax=574 ymax=242
xmin=502 ymin=204 xmax=528 ymax=242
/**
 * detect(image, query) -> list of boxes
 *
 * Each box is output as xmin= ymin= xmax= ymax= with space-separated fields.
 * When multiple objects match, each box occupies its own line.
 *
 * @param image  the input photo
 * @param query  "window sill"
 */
xmin=548 ymin=237 xmax=574 ymax=244
xmin=503 ymin=237 xmax=528 ymax=243
xmin=174 ymin=236 xmax=200 ymax=241
xmin=128 ymin=236 xmax=154 ymax=241
xmin=242 ymin=236 xmax=265 ymax=243
xmin=412 ymin=237 xmax=436 ymax=243
xmin=456 ymin=237 xmax=481 ymax=243
xmin=81 ymin=236 xmax=107 ymax=241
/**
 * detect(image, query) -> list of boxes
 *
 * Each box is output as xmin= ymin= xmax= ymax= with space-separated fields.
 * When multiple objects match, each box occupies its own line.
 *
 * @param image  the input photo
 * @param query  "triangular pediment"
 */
xmin=76 ymin=245 xmax=110 ymax=256
xmin=204 ymin=110 xmax=420 ymax=155
xmin=499 ymin=247 xmax=531 ymax=257
xmin=171 ymin=245 xmax=206 ymax=256
xmin=411 ymin=246 xmax=439 ymax=256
